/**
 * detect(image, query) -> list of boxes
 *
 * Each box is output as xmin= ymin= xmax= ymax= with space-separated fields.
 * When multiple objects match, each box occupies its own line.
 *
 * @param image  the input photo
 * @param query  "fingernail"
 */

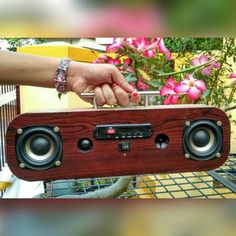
xmin=132 ymin=91 xmax=138 ymax=98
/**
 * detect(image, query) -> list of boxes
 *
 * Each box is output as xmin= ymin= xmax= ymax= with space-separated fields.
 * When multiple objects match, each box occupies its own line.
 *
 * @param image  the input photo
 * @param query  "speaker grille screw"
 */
xmin=185 ymin=121 xmax=191 ymax=126
xmin=217 ymin=121 xmax=222 ymax=126
xmin=216 ymin=153 xmax=221 ymax=158
xmin=19 ymin=163 xmax=25 ymax=168
xmin=17 ymin=128 xmax=23 ymax=134
xmin=54 ymin=127 xmax=60 ymax=133
xmin=185 ymin=153 xmax=190 ymax=159
xmin=55 ymin=160 xmax=61 ymax=166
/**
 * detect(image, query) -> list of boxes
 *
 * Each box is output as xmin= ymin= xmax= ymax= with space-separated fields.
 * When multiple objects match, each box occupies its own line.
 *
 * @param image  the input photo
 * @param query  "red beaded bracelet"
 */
xmin=54 ymin=58 xmax=71 ymax=94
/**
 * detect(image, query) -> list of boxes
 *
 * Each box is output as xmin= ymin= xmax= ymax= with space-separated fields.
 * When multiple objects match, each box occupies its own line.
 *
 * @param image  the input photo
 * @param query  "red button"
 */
xmin=106 ymin=128 xmax=116 ymax=135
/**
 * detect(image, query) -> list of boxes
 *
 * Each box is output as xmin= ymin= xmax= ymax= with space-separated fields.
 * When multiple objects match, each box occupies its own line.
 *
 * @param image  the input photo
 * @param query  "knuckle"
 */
xmin=109 ymin=64 xmax=118 ymax=74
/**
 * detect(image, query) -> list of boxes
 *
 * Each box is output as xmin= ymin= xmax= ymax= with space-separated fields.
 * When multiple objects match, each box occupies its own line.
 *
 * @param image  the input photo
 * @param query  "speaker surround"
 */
xmin=16 ymin=126 xmax=62 ymax=170
xmin=183 ymin=120 xmax=222 ymax=161
xmin=6 ymin=105 xmax=230 ymax=181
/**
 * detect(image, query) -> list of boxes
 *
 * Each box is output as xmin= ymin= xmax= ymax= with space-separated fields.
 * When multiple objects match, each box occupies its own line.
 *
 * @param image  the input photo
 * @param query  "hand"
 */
xmin=66 ymin=62 xmax=140 ymax=106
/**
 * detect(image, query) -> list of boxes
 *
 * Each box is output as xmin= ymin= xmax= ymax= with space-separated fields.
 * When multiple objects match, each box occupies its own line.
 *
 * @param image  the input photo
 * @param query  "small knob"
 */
xmin=78 ymin=138 xmax=93 ymax=152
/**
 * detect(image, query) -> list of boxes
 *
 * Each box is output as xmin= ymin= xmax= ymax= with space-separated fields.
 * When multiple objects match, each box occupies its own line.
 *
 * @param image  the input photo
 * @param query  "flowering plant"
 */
xmin=94 ymin=38 xmax=236 ymax=112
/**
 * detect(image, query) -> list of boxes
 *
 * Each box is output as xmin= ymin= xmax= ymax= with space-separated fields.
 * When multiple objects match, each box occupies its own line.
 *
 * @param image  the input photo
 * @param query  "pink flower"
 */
xmin=157 ymin=38 xmax=172 ymax=61
xmin=93 ymin=54 xmax=109 ymax=64
xmin=132 ymin=38 xmax=149 ymax=52
xmin=137 ymin=81 xmax=150 ymax=91
xmin=106 ymin=38 xmax=124 ymax=52
xmin=160 ymin=77 xmax=179 ymax=105
xmin=229 ymin=73 xmax=236 ymax=78
xmin=176 ymin=74 xmax=206 ymax=101
xmin=124 ymin=58 xmax=132 ymax=66
xmin=108 ymin=57 xmax=121 ymax=65
xmin=119 ymin=57 xmax=134 ymax=72
xmin=142 ymin=49 xmax=156 ymax=58
xmin=229 ymin=73 xmax=236 ymax=85
xmin=191 ymin=55 xmax=220 ymax=76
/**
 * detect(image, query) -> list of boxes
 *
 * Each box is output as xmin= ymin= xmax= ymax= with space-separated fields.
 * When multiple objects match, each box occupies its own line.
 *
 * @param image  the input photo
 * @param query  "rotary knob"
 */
xmin=78 ymin=138 xmax=93 ymax=152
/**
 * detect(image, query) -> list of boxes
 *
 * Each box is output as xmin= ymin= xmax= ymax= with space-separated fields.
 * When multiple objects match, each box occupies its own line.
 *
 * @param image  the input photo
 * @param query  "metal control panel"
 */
xmin=94 ymin=123 xmax=153 ymax=140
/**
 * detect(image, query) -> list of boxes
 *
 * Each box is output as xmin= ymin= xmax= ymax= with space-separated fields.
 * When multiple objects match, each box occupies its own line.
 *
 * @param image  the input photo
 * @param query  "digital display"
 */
xmin=94 ymin=123 xmax=153 ymax=140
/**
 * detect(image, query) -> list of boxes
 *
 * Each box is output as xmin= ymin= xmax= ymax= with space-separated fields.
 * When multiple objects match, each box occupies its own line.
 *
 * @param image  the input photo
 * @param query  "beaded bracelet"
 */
xmin=54 ymin=58 xmax=71 ymax=96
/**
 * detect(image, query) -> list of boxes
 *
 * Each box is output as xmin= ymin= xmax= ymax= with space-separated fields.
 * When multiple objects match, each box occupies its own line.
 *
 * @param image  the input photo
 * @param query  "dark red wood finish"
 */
xmin=6 ymin=105 xmax=230 ymax=181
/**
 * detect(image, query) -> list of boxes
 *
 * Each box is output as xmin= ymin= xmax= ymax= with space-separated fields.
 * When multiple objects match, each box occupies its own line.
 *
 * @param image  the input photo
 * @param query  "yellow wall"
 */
xmin=17 ymin=44 xmax=99 ymax=113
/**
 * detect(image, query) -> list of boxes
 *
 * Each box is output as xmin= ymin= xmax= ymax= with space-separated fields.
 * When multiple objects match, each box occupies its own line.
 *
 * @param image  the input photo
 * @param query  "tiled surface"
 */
xmin=44 ymin=172 xmax=236 ymax=199
xmin=44 ymin=156 xmax=236 ymax=199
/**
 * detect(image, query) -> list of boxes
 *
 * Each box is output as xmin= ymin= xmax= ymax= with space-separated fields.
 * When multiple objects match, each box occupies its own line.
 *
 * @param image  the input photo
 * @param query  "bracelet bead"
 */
xmin=54 ymin=58 xmax=71 ymax=94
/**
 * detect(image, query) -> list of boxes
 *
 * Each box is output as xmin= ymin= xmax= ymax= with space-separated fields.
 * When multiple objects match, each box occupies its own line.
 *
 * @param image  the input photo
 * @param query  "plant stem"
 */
xmin=207 ymin=39 xmax=234 ymax=105
xmin=156 ymin=60 xmax=215 ymax=77
xmin=223 ymin=104 xmax=236 ymax=112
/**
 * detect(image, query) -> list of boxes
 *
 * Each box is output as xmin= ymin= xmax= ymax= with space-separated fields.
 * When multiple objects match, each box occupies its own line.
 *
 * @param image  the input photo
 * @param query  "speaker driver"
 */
xmin=16 ymin=126 xmax=62 ymax=170
xmin=183 ymin=120 xmax=222 ymax=161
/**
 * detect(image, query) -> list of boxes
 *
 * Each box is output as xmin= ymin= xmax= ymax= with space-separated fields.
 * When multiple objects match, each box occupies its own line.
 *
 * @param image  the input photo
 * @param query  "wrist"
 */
xmin=66 ymin=61 xmax=87 ymax=94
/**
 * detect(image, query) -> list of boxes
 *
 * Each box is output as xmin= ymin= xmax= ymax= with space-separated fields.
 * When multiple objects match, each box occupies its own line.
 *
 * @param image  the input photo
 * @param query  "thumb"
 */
xmin=111 ymin=67 xmax=134 ymax=93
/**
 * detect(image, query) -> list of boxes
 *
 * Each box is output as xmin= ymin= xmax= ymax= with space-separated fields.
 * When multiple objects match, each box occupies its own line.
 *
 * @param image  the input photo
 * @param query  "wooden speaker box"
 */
xmin=6 ymin=105 xmax=230 ymax=181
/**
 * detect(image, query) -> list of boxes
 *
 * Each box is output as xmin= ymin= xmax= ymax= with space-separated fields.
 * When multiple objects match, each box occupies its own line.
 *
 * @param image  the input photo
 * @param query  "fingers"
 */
xmin=101 ymin=83 xmax=117 ymax=106
xmin=94 ymin=87 xmax=105 ymax=106
xmin=130 ymin=90 xmax=141 ymax=104
xmin=94 ymin=84 xmax=140 ymax=107
xmin=101 ymin=84 xmax=117 ymax=105
xmin=110 ymin=66 xmax=134 ymax=93
xmin=112 ymin=84 xmax=130 ymax=106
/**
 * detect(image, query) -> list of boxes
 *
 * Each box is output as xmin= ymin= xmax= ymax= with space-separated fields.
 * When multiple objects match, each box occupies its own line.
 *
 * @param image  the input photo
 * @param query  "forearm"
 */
xmin=0 ymin=50 xmax=60 ymax=88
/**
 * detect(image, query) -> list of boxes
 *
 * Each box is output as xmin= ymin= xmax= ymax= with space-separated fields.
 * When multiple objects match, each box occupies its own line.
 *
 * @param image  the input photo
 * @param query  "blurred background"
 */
xmin=0 ymin=0 xmax=235 ymax=37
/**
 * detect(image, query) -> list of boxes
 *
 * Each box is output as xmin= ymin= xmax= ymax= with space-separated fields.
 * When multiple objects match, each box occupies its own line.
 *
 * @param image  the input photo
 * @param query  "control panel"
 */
xmin=94 ymin=123 xmax=153 ymax=140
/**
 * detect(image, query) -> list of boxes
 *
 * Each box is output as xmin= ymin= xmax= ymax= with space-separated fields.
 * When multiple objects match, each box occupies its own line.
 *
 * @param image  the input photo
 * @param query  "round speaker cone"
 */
xmin=29 ymin=136 xmax=51 ymax=156
xmin=16 ymin=126 xmax=62 ymax=170
xmin=192 ymin=129 xmax=210 ymax=147
xmin=189 ymin=127 xmax=215 ymax=153
xmin=183 ymin=120 xmax=222 ymax=161
xmin=25 ymin=134 xmax=55 ymax=162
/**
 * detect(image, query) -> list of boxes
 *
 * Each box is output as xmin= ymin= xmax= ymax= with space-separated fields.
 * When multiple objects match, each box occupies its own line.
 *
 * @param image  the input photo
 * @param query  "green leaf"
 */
xmin=58 ymin=93 xmax=62 ymax=99
xmin=202 ymin=89 xmax=210 ymax=98
xmin=125 ymin=74 xmax=137 ymax=82
xmin=146 ymin=80 xmax=160 ymax=88
xmin=137 ymin=69 xmax=151 ymax=81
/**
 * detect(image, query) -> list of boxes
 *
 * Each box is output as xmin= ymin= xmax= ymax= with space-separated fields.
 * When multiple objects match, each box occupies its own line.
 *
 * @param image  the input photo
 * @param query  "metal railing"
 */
xmin=0 ymin=85 xmax=17 ymax=196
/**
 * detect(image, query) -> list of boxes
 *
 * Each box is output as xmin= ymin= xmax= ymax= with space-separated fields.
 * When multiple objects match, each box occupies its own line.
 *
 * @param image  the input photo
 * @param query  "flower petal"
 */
xmin=160 ymin=85 xmax=173 ymax=96
xmin=188 ymin=87 xmax=201 ymax=100
xmin=191 ymin=57 xmax=200 ymax=66
xmin=195 ymin=80 xmax=206 ymax=91
xmin=145 ymin=41 xmax=158 ymax=51
xmin=201 ymin=67 xmax=211 ymax=76
xmin=163 ymin=95 xmax=172 ymax=105
xmin=212 ymin=61 xmax=220 ymax=69
xmin=143 ymin=50 xmax=156 ymax=58
xmin=137 ymin=81 xmax=150 ymax=91
xmin=106 ymin=39 xmax=123 ymax=52
xmin=166 ymin=77 xmax=177 ymax=88
xmin=175 ymin=84 xmax=189 ymax=94
xmin=170 ymin=95 xmax=179 ymax=104
xmin=229 ymin=73 xmax=236 ymax=78
xmin=199 ymin=55 xmax=209 ymax=64
xmin=126 ymin=66 xmax=134 ymax=73
xmin=124 ymin=58 xmax=132 ymax=65
xmin=157 ymin=38 xmax=172 ymax=61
